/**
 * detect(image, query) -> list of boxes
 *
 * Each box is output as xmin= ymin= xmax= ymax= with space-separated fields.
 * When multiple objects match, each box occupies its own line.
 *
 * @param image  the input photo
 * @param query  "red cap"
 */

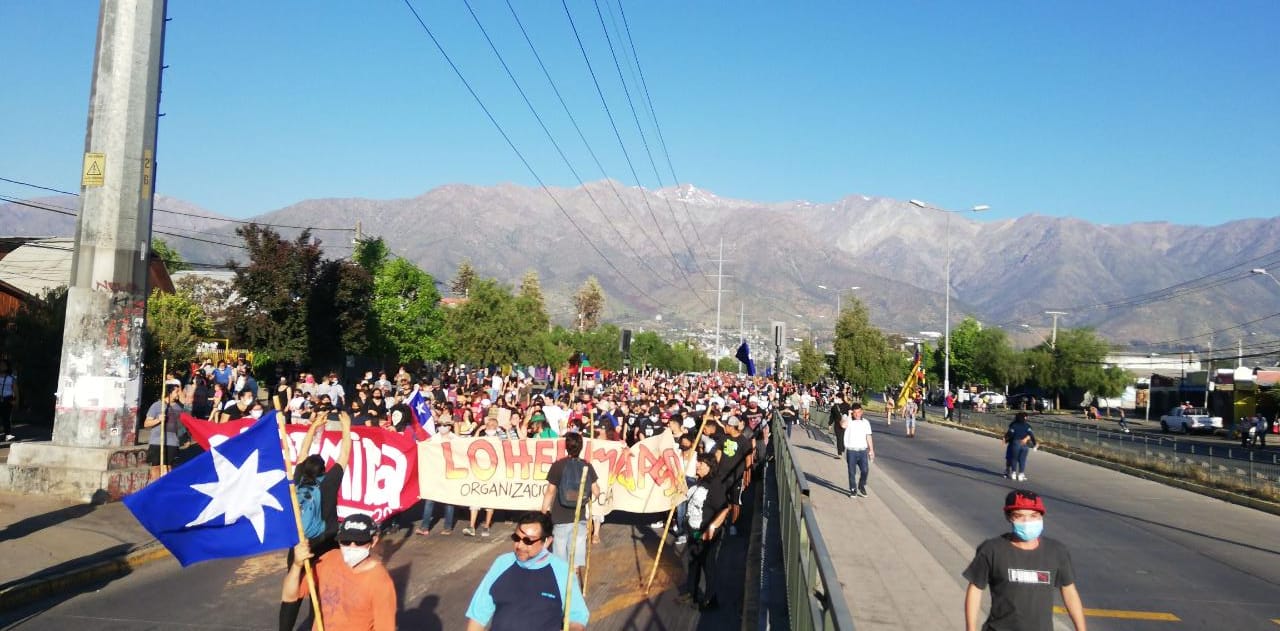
xmin=1004 ymin=490 xmax=1046 ymax=515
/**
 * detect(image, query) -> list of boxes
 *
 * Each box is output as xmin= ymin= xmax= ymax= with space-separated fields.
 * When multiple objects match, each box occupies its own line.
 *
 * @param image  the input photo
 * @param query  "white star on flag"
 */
xmin=185 ymin=446 xmax=288 ymax=543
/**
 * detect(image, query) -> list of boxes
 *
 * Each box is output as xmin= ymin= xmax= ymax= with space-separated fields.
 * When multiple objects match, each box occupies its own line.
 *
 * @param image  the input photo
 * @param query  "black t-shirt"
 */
xmin=224 ymin=402 xmax=251 ymax=421
xmin=686 ymin=475 xmax=727 ymax=532
xmin=742 ymin=408 xmax=766 ymax=432
xmin=829 ymin=402 xmax=850 ymax=427
xmin=545 ymin=457 xmax=599 ymax=526
xmin=718 ymin=432 xmax=751 ymax=487
xmin=962 ymin=534 xmax=1076 ymax=631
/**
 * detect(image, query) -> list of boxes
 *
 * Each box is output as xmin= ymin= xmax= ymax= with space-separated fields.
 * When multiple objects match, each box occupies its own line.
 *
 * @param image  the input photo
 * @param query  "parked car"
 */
xmin=1009 ymin=392 xmax=1051 ymax=412
xmin=977 ymin=391 xmax=1007 ymax=407
xmin=1159 ymin=407 xmax=1223 ymax=434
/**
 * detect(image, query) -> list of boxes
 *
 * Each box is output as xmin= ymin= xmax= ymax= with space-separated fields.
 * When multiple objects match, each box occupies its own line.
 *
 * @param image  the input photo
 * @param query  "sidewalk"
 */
xmin=787 ymin=421 xmax=975 ymax=630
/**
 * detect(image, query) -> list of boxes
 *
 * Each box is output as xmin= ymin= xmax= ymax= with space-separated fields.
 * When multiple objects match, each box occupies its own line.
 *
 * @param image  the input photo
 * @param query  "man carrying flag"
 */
xmin=407 ymin=383 xmax=436 ymax=436
xmin=281 ymin=514 xmax=396 ymax=631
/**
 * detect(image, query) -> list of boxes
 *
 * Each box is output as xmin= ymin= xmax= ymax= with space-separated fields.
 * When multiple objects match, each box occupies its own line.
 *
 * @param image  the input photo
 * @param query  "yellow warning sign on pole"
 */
xmin=82 ymin=152 xmax=105 ymax=187
xmin=141 ymin=150 xmax=153 ymax=199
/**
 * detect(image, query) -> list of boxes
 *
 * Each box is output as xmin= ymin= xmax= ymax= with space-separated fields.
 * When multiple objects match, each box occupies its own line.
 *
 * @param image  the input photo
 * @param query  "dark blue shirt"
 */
xmin=466 ymin=550 xmax=588 ymax=630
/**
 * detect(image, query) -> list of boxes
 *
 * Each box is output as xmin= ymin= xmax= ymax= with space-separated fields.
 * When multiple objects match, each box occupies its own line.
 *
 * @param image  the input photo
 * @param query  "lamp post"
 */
xmin=816 ymin=284 xmax=860 ymax=319
xmin=909 ymin=200 xmax=989 ymax=402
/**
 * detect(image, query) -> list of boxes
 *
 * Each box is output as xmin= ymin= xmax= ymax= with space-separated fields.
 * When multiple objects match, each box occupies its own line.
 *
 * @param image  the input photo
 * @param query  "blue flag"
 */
xmin=124 ymin=416 xmax=298 ymax=567
xmin=736 ymin=340 xmax=756 ymax=377
xmin=407 ymin=388 xmax=433 ymax=429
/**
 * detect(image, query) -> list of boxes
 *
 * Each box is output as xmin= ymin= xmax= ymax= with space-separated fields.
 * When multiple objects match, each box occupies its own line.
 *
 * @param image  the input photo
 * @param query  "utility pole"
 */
xmin=6 ymin=0 xmax=168 ymax=501
xmin=705 ymin=238 xmax=731 ymax=372
xmin=1045 ymin=311 xmax=1068 ymax=349
xmin=738 ymin=301 xmax=745 ymax=375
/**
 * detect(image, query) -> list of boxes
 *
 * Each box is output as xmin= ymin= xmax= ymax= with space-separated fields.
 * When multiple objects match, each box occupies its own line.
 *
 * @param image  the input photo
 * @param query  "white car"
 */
xmin=1159 ymin=407 xmax=1223 ymax=434
xmin=977 ymin=391 xmax=1006 ymax=407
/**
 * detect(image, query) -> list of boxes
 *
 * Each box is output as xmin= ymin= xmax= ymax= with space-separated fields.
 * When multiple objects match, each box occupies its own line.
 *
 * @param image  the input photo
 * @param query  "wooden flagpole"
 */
xmin=276 ymin=416 xmax=325 ymax=631
xmin=158 ymin=357 xmax=168 ymax=476
xmin=643 ymin=412 xmax=710 ymax=595
xmin=562 ymin=431 xmax=591 ymax=631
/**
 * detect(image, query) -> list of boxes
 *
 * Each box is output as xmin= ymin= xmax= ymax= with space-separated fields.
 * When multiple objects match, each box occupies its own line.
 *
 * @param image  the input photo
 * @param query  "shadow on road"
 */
xmin=928 ymin=458 xmax=1006 ymax=478
xmin=803 ymin=472 xmax=849 ymax=496
xmin=0 ymin=543 xmax=137 ymax=627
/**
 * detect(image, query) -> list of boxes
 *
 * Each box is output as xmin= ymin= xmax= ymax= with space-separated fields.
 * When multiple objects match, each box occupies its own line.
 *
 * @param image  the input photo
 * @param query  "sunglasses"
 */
xmin=510 ymin=533 xmax=545 ymax=545
xmin=339 ymin=540 xmax=371 ymax=547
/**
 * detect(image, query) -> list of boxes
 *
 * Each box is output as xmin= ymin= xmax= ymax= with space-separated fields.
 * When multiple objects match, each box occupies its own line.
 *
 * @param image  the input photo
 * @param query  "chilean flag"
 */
xmin=407 ymin=389 xmax=435 ymax=435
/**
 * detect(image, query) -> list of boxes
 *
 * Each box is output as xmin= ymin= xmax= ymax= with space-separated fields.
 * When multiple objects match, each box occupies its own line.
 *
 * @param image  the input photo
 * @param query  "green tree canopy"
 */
xmin=151 ymin=237 xmax=189 ymax=274
xmin=573 ymin=277 xmax=605 ymax=331
xmin=794 ymin=338 xmax=828 ymax=385
xmin=832 ymin=297 xmax=898 ymax=392
xmin=372 ymin=258 xmax=445 ymax=362
xmin=1025 ymin=328 xmax=1119 ymax=407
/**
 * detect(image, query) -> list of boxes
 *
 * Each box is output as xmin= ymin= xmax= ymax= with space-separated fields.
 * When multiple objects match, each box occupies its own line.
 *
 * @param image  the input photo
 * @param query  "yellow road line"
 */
xmin=1053 ymin=606 xmax=1180 ymax=621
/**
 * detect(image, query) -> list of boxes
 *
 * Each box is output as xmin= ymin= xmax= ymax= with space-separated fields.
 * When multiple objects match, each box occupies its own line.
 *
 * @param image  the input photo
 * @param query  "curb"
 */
xmin=928 ymin=418 xmax=1280 ymax=518
xmin=0 ymin=541 xmax=171 ymax=613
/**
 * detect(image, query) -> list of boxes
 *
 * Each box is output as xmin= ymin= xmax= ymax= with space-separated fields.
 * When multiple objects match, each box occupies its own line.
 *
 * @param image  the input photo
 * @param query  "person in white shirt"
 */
xmin=842 ymin=403 xmax=875 ymax=497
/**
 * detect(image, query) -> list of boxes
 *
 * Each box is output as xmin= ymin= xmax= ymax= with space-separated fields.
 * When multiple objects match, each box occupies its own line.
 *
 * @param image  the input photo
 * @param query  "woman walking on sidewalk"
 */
xmin=1003 ymin=413 xmax=1037 ymax=481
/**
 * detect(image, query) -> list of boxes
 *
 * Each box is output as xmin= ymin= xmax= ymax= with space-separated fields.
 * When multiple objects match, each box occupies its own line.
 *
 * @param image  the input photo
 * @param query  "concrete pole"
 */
xmin=7 ymin=0 xmax=168 ymax=501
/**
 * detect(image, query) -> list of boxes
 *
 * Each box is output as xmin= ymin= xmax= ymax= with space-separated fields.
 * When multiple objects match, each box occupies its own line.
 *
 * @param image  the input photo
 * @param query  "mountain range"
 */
xmin=7 ymin=182 xmax=1280 ymax=354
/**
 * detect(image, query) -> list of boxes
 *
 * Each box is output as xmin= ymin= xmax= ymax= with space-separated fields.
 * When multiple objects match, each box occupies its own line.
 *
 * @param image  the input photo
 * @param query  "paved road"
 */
xmin=808 ymin=412 xmax=1280 ymax=629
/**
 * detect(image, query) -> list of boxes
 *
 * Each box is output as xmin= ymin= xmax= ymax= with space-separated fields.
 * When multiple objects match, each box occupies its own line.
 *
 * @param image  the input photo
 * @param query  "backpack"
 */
xmin=557 ymin=458 xmax=591 ymax=509
xmin=297 ymin=476 xmax=326 ymax=540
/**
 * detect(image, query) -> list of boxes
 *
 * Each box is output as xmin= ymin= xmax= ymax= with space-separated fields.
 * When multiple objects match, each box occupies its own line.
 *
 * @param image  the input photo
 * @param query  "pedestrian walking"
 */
xmin=1003 ymin=412 xmax=1037 ymax=481
xmin=0 ymin=360 xmax=18 ymax=441
xmin=904 ymin=398 xmax=918 ymax=438
xmin=842 ymin=403 xmax=875 ymax=497
xmin=963 ymin=490 xmax=1087 ymax=631
xmin=829 ymin=394 xmax=850 ymax=459
xmin=1117 ymin=408 xmax=1130 ymax=433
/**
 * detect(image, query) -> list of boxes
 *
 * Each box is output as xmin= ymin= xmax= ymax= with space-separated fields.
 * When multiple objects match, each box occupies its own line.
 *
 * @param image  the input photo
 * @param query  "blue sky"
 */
xmin=2 ymin=1 xmax=1277 ymax=225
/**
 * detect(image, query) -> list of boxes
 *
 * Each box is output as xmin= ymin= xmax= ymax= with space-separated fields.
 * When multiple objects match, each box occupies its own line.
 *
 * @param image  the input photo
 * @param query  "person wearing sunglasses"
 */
xmin=465 ymin=511 xmax=589 ymax=631
xmin=281 ymin=513 xmax=395 ymax=631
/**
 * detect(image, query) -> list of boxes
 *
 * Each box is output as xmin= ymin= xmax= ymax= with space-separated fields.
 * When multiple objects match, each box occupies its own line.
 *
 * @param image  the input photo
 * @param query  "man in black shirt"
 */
xmin=542 ymin=432 xmax=601 ymax=587
xmin=962 ymin=490 xmax=1087 ymax=631
xmin=717 ymin=417 xmax=752 ymax=536
xmin=828 ymin=394 xmax=850 ymax=459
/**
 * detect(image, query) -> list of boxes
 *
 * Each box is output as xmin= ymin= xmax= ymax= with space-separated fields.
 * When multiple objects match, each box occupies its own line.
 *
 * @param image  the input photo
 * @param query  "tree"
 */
xmin=308 ymin=259 xmax=376 ymax=367
xmin=573 ymin=277 xmax=606 ymax=331
xmin=443 ymin=278 xmax=521 ymax=364
xmin=0 ymin=288 xmax=66 ymax=423
xmin=794 ymin=338 xmax=828 ymax=385
xmin=516 ymin=270 xmax=550 ymax=333
xmin=371 ymin=258 xmax=445 ymax=362
xmin=147 ymin=288 xmax=214 ymax=363
xmin=151 ymin=237 xmax=189 ymax=274
xmin=174 ymin=274 xmax=233 ymax=336
xmin=1025 ymin=328 xmax=1120 ymax=409
xmin=971 ymin=327 xmax=1030 ymax=390
xmin=451 ymin=259 xmax=477 ymax=297
xmin=227 ymin=224 xmax=324 ymax=366
xmin=831 ymin=297 xmax=898 ymax=392
xmin=353 ymin=237 xmax=390 ymax=277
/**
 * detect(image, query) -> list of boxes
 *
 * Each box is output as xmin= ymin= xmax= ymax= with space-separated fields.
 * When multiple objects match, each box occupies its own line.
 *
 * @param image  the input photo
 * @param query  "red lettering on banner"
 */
xmin=595 ymin=445 xmax=632 ymax=491
xmin=442 ymin=442 xmax=469 ymax=480
xmin=469 ymin=441 xmax=498 ymax=481
xmin=502 ymin=439 xmax=535 ymax=480
xmin=638 ymin=444 xmax=677 ymax=494
xmin=662 ymin=449 xmax=684 ymax=496
xmin=532 ymin=439 xmax=558 ymax=480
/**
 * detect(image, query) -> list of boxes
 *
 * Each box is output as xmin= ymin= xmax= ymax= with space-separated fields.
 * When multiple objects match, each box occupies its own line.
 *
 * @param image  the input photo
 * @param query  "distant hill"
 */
xmin=6 ymin=182 xmax=1279 ymax=352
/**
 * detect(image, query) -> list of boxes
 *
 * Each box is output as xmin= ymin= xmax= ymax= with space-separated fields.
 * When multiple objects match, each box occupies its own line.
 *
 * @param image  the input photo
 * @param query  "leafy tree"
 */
xmin=443 ymin=278 xmax=521 ymax=364
xmin=451 ymin=259 xmax=477 ymax=297
xmin=353 ymin=237 xmax=390 ymax=277
xmin=971 ymin=327 xmax=1030 ymax=390
xmin=1025 ymin=328 xmax=1120 ymax=408
xmin=371 ymin=258 xmax=444 ymax=362
xmin=174 ymin=274 xmax=234 ymax=336
xmin=794 ymin=338 xmax=828 ymax=384
xmin=151 ymin=237 xmax=189 ymax=274
xmin=227 ymin=224 xmax=324 ymax=365
xmin=573 ymin=277 xmax=605 ymax=331
xmin=629 ymin=330 xmax=667 ymax=367
xmin=517 ymin=270 xmax=550 ymax=333
xmin=146 ymin=288 xmax=213 ymax=363
xmin=308 ymin=259 xmax=376 ymax=368
xmin=831 ymin=297 xmax=897 ymax=392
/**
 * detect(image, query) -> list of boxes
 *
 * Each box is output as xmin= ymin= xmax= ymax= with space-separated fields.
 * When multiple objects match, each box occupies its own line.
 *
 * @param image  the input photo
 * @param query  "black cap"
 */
xmin=336 ymin=514 xmax=376 ymax=544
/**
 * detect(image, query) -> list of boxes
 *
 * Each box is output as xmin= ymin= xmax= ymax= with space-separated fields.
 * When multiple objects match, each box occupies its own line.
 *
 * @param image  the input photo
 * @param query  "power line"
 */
xmin=0 ymin=175 xmax=355 ymax=232
xmin=400 ymin=0 xmax=662 ymax=308
xmin=460 ymin=0 xmax=692 ymax=296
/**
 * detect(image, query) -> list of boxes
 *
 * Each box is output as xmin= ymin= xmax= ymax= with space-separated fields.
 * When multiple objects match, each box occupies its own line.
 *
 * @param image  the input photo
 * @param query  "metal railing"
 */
xmin=771 ymin=412 xmax=855 ymax=630
xmin=945 ymin=409 xmax=1280 ymax=498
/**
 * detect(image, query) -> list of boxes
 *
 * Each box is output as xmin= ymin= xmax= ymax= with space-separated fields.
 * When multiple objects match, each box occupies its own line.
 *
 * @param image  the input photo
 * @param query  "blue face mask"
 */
xmin=515 ymin=548 xmax=551 ymax=569
xmin=1011 ymin=519 xmax=1044 ymax=541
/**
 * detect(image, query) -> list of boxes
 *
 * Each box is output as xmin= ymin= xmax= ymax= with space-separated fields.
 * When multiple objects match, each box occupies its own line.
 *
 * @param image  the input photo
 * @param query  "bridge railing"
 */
xmin=771 ymin=412 xmax=855 ymax=631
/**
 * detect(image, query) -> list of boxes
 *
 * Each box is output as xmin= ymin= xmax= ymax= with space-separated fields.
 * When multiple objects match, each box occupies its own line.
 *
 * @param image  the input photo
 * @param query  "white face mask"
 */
xmin=340 ymin=545 xmax=370 ymax=568
xmin=249 ymin=410 xmax=263 ymax=419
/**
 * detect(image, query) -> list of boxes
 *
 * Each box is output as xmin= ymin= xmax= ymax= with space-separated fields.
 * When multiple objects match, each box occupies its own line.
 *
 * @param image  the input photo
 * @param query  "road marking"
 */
xmin=1053 ymin=606 xmax=1180 ymax=621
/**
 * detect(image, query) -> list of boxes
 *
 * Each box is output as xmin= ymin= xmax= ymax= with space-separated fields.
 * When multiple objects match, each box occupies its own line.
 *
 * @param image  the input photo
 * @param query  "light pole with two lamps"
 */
xmin=908 ymin=200 xmax=989 ymax=404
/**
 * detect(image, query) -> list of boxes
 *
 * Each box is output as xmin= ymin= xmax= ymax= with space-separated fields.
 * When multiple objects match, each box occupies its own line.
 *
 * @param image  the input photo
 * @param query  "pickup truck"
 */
xmin=1159 ymin=407 xmax=1223 ymax=434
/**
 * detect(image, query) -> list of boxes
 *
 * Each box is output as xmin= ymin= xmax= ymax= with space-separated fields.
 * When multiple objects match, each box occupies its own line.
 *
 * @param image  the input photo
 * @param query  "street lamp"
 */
xmin=1252 ymin=268 xmax=1280 ymax=290
xmin=816 ymin=284 xmax=860 ymax=318
xmin=908 ymin=200 xmax=989 ymax=402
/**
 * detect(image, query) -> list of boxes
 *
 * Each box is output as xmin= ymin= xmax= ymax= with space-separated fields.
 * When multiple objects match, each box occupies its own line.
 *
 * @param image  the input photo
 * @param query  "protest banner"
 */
xmin=417 ymin=432 xmax=686 ymax=516
xmin=181 ymin=414 xmax=419 ymax=522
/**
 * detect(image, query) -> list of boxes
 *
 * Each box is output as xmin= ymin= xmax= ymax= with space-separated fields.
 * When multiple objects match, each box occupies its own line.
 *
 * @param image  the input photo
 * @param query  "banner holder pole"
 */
xmin=643 ymin=413 xmax=709 ymax=595
xmin=562 ymin=431 xmax=591 ymax=631
xmin=276 ymin=415 xmax=326 ymax=631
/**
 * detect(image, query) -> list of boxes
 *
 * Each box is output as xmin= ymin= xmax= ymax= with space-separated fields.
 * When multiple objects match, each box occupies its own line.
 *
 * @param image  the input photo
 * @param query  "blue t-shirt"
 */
xmin=1007 ymin=420 xmax=1035 ymax=444
xmin=466 ymin=550 xmax=588 ymax=630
